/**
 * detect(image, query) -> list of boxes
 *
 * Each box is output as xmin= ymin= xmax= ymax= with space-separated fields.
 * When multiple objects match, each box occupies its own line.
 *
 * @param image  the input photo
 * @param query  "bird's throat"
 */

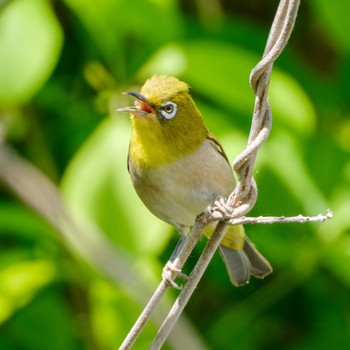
xmin=129 ymin=116 xmax=207 ymax=169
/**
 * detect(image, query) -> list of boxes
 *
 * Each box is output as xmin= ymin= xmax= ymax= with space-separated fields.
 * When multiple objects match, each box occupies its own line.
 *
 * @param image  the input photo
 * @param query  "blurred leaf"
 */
xmin=310 ymin=0 xmax=350 ymax=52
xmin=0 ymin=0 xmax=63 ymax=106
xmin=0 ymin=260 xmax=56 ymax=323
xmin=90 ymin=278 xmax=157 ymax=350
xmin=325 ymin=235 xmax=350 ymax=288
xmin=334 ymin=116 xmax=350 ymax=153
xmin=259 ymin=129 xmax=327 ymax=215
xmin=318 ymin=183 xmax=350 ymax=252
xmin=317 ymin=182 xmax=350 ymax=244
xmin=270 ymin=71 xmax=316 ymax=135
xmin=300 ymin=274 xmax=350 ymax=349
xmin=0 ymin=288 xmax=82 ymax=350
xmin=63 ymin=0 xmax=182 ymax=77
xmin=0 ymin=202 xmax=56 ymax=241
xmin=61 ymin=117 xmax=169 ymax=256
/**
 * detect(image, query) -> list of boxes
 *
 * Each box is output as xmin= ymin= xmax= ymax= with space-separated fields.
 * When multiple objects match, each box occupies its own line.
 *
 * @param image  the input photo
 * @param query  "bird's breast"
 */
xmin=128 ymin=139 xmax=235 ymax=229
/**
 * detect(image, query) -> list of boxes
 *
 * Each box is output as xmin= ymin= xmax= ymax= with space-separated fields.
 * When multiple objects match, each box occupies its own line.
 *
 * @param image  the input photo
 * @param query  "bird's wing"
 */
xmin=207 ymin=132 xmax=230 ymax=165
xmin=127 ymin=143 xmax=131 ymax=174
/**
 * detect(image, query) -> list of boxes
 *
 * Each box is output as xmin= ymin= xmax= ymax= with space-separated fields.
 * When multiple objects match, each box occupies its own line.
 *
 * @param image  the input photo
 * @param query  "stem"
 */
xmin=119 ymin=216 xmax=209 ymax=350
xmin=150 ymin=222 xmax=228 ymax=350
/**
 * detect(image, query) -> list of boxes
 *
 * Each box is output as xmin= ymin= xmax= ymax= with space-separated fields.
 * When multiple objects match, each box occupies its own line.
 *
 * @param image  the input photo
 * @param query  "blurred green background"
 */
xmin=1 ymin=0 xmax=350 ymax=349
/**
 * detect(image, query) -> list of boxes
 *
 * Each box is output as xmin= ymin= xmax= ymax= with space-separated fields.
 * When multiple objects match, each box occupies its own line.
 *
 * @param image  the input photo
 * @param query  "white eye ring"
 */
xmin=160 ymin=102 xmax=177 ymax=120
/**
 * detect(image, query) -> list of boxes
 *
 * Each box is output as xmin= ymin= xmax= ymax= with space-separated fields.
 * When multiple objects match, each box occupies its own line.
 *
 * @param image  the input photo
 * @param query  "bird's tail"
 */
xmin=219 ymin=235 xmax=272 ymax=286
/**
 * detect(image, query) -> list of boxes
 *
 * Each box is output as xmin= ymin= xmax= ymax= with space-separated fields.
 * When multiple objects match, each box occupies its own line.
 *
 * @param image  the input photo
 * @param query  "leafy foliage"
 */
xmin=0 ymin=0 xmax=349 ymax=349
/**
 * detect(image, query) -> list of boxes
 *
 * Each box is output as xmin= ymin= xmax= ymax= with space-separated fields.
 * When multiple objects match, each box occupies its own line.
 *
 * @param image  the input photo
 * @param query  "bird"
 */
xmin=118 ymin=75 xmax=272 ymax=286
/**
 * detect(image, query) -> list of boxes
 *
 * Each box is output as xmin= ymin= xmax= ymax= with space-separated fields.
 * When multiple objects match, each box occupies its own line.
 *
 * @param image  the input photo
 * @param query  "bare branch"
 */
xmin=227 ymin=210 xmax=333 ymax=226
xmin=119 ymin=217 xmax=209 ymax=350
xmin=149 ymin=221 xmax=228 ymax=350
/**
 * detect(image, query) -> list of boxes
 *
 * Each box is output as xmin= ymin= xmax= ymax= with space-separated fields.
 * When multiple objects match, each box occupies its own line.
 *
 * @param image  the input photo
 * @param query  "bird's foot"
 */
xmin=162 ymin=262 xmax=188 ymax=290
xmin=208 ymin=196 xmax=234 ymax=219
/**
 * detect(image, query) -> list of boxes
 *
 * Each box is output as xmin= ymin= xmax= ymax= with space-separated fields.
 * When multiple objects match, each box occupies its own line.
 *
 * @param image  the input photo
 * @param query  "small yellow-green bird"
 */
xmin=118 ymin=75 xmax=272 ymax=286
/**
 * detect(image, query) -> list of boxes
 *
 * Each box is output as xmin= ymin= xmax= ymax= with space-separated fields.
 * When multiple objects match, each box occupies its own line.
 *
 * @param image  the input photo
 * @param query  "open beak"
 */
xmin=117 ymin=92 xmax=155 ymax=115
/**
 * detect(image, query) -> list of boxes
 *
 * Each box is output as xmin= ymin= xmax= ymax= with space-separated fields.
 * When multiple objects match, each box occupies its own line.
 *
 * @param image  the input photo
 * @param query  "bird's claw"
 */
xmin=208 ymin=196 xmax=234 ymax=219
xmin=162 ymin=262 xmax=188 ymax=290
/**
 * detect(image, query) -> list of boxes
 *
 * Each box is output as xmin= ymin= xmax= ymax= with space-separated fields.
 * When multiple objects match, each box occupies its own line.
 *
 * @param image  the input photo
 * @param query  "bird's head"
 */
xmin=118 ymin=75 xmax=206 ymax=134
xmin=118 ymin=75 xmax=208 ymax=165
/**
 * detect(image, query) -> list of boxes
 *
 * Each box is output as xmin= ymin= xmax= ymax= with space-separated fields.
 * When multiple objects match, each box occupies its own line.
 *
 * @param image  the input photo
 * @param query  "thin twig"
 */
xmin=227 ymin=210 xmax=333 ymax=226
xmin=119 ymin=216 xmax=209 ymax=350
xmin=150 ymin=221 xmax=228 ymax=349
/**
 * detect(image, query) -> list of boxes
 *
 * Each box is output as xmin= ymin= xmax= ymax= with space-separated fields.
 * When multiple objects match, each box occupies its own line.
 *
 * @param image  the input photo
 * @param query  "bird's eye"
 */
xmin=164 ymin=104 xmax=174 ymax=113
xmin=160 ymin=102 xmax=177 ymax=120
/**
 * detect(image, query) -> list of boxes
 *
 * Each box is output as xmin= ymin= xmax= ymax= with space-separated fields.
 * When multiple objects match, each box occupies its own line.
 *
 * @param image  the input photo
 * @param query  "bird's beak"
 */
xmin=117 ymin=92 xmax=155 ymax=115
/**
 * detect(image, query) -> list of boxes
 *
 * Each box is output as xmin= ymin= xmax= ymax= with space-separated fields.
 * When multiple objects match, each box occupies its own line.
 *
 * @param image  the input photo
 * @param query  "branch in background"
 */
xmin=0 ymin=141 xmax=208 ymax=350
xmin=0 ymin=0 xmax=14 ymax=12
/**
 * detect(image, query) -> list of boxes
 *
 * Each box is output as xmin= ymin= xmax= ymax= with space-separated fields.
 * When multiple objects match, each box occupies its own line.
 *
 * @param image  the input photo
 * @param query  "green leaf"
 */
xmin=0 ymin=0 xmax=63 ymax=106
xmin=310 ymin=0 xmax=350 ymax=52
xmin=0 ymin=202 xmax=56 ymax=241
xmin=325 ymin=235 xmax=350 ymax=288
xmin=260 ymin=129 xmax=327 ymax=215
xmin=90 ymin=278 xmax=157 ymax=350
xmin=63 ymin=0 xmax=181 ymax=76
xmin=0 ymin=288 xmax=81 ymax=350
xmin=0 ymin=260 xmax=56 ymax=324
xmin=270 ymin=71 xmax=316 ymax=135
